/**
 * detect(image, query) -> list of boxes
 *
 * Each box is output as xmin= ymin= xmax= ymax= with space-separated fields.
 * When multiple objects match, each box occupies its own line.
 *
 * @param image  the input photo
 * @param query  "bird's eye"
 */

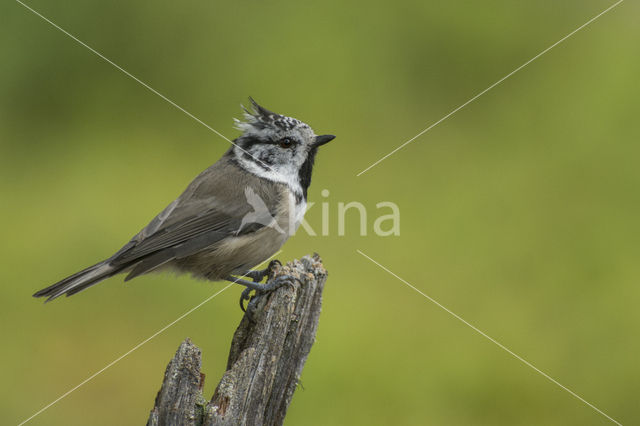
xmin=278 ymin=138 xmax=294 ymax=149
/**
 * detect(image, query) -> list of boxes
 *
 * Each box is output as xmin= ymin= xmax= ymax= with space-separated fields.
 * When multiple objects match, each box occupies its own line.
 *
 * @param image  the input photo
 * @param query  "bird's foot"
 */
xmin=242 ymin=260 xmax=282 ymax=283
xmin=239 ymin=287 xmax=253 ymax=313
xmin=230 ymin=272 xmax=299 ymax=313
xmin=260 ymin=274 xmax=299 ymax=292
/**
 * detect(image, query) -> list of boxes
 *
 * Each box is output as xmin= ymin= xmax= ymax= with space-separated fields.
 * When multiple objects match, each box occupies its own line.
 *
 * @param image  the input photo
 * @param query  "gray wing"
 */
xmin=109 ymin=158 xmax=280 ymax=280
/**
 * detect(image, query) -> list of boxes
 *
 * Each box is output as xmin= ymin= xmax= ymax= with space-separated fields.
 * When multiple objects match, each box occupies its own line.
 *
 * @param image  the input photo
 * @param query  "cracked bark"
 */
xmin=146 ymin=254 xmax=327 ymax=426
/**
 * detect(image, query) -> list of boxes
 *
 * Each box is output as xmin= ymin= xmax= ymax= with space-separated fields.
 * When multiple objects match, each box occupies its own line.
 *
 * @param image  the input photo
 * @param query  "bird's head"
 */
xmin=231 ymin=98 xmax=335 ymax=198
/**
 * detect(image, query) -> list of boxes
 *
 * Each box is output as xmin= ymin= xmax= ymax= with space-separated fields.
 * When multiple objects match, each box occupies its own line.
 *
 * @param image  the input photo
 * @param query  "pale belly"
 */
xmin=170 ymin=224 xmax=290 ymax=280
xmin=168 ymin=188 xmax=305 ymax=281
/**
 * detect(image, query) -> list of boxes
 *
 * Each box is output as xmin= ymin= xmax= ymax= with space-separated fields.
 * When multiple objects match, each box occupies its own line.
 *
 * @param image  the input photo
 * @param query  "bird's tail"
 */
xmin=33 ymin=261 xmax=122 ymax=302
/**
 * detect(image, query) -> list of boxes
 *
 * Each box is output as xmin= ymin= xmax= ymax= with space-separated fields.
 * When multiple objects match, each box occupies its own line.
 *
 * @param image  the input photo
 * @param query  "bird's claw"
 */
xmin=243 ymin=259 xmax=283 ymax=283
xmin=263 ymin=274 xmax=299 ymax=292
xmin=238 ymin=273 xmax=299 ymax=314
xmin=239 ymin=287 xmax=253 ymax=312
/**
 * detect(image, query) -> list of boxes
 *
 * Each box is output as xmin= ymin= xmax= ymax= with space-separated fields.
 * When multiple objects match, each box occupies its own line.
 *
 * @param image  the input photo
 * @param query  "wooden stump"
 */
xmin=147 ymin=254 xmax=327 ymax=426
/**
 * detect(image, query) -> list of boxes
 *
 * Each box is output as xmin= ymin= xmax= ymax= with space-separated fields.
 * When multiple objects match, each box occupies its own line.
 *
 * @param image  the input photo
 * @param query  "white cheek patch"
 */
xmin=235 ymin=148 xmax=304 ymax=198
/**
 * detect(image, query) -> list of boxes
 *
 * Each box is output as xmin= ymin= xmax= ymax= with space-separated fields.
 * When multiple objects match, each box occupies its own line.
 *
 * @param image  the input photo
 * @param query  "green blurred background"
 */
xmin=2 ymin=0 xmax=639 ymax=424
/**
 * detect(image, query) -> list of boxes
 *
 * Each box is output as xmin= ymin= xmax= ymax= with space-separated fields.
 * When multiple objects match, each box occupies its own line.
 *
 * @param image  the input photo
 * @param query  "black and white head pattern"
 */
xmin=232 ymin=98 xmax=320 ymax=200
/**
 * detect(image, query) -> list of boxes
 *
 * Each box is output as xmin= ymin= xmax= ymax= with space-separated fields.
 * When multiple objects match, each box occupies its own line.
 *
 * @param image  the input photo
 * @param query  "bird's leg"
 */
xmin=241 ymin=259 xmax=282 ymax=282
xmin=237 ymin=260 xmax=283 ymax=312
xmin=226 ymin=271 xmax=299 ymax=313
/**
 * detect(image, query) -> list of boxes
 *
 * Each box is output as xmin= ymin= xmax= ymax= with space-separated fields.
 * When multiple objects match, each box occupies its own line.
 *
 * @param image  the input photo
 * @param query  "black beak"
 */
xmin=314 ymin=134 xmax=336 ymax=147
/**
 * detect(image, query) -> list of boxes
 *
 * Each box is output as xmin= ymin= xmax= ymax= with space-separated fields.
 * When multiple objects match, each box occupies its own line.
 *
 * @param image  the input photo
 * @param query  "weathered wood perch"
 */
xmin=147 ymin=254 xmax=327 ymax=426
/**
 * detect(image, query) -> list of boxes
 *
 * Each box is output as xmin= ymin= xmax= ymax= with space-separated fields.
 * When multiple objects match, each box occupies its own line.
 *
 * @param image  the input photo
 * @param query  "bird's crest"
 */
xmin=234 ymin=97 xmax=309 ymax=134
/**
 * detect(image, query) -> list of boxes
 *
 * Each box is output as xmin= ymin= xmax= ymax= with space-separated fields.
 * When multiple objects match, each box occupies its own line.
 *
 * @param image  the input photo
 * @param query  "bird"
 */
xmin=33 ymin=98 xmax=335 ymax=306
xmin=239 ymin=186 xmax=285 ymax=235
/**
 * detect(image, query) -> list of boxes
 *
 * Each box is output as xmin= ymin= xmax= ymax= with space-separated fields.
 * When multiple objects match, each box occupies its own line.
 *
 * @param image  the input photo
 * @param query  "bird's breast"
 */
xmin=281 ymin=189 xmax=306 ymax=236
